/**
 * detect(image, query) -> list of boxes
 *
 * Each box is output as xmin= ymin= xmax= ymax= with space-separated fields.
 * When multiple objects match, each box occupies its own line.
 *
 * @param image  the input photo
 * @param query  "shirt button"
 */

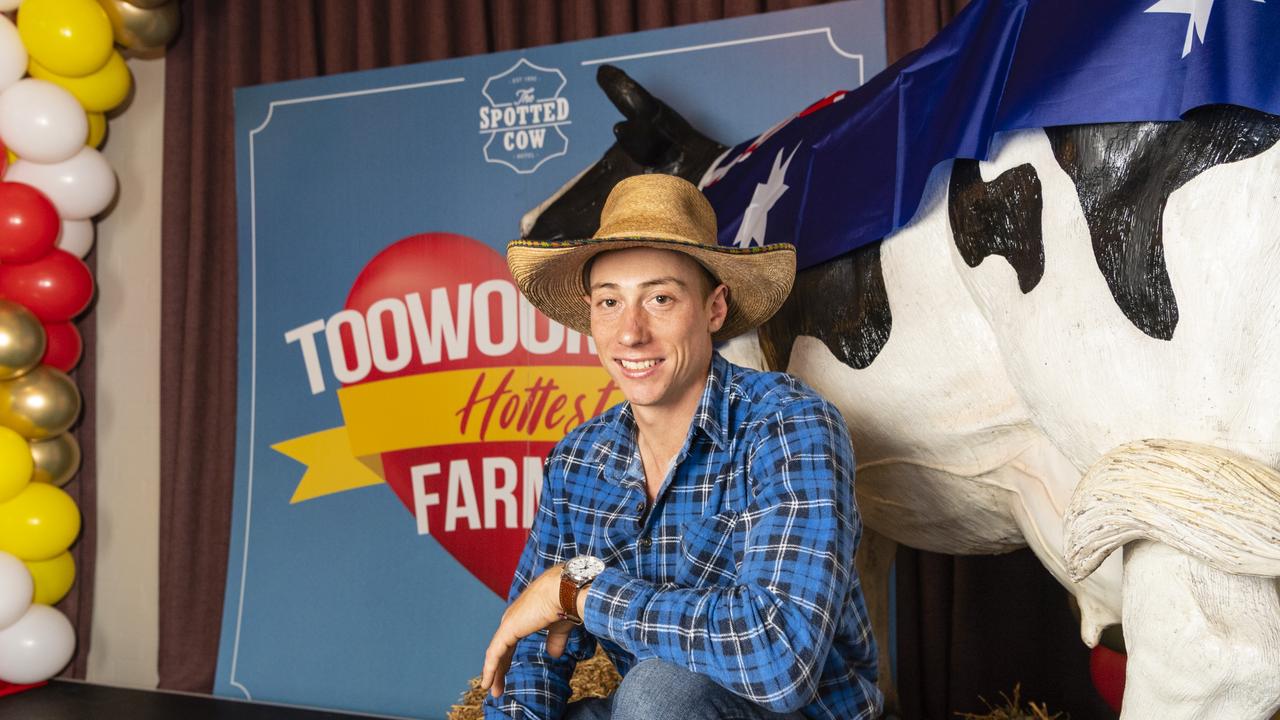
xmin=639 ymin=537 xmax=652 ymax=550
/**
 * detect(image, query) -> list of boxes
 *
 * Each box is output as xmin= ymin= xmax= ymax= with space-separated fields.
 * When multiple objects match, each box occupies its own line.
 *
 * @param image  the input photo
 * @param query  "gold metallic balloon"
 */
xmin=30 ymin=433 xmax=81 ymax=487
xmin=0 ymin=366 xmax=81 ymax=440
xmin=0 ymin=301 xmax=47 ymax=381
xmin=97 ymin=0 xmax=180 ymax=51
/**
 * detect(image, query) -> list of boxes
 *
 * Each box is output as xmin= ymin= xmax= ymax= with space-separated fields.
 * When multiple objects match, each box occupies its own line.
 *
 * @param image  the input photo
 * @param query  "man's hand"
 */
xmin=481 ymin=564 xmax=577 ymax=698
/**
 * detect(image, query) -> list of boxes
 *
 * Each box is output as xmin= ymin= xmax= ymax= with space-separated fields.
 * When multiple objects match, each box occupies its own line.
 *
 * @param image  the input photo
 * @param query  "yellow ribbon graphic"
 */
xmin=273 ymin=365 xmax=620 ymax=504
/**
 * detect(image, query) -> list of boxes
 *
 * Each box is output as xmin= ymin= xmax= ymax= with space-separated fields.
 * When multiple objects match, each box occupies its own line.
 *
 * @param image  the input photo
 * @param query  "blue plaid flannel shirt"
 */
xmin=484 ymin=353 xmax=881 ymax=719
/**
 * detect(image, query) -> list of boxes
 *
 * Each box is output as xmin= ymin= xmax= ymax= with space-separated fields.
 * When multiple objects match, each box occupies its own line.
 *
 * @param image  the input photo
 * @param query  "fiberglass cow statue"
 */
xmin=520 ymin=65 xmax=1280 ymax=720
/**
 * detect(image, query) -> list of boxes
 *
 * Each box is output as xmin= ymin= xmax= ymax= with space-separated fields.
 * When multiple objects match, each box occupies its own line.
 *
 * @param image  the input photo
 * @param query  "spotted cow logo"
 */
xmin=479 ymin=58 xmax=571 ymax=174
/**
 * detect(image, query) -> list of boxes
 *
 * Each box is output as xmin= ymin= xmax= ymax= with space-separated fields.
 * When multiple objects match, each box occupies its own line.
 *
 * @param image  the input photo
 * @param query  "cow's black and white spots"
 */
xmin=948 ymin=159 xmax=1045 ymax=294
xmin=1044 ymin=105 xmax=1280 ymax=340
xmin=756 ymin=244 xmax=891 ymax=372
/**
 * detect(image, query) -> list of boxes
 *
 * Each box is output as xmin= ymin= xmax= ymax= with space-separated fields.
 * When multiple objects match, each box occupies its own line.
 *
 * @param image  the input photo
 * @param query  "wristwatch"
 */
xmin=558 ymin=555 xmax=605 ymax=625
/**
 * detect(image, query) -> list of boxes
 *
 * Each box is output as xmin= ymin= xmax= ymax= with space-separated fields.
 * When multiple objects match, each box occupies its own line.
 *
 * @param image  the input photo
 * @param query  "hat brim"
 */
xmin=507 ymin=236 xmax=796 ymax=343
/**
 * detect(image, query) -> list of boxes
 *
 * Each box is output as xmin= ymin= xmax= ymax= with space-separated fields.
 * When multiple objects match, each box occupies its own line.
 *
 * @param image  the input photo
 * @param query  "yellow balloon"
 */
xmin=0 ymin=482 xmax=80 ymax=561
xmin=16 ymin=0 xmax=114 ymax=78
xmin=29 ymin=51 xmax=132 ymax=113
xmin=0 ymin=426 xmax=33 ymax=504
xmin=24 ymin=550 xmax=73 ymax=605
xmin=4 ymin=149 xmax=15 ymax=167
xmin=85 ymin=111 xmax=106 ymax=148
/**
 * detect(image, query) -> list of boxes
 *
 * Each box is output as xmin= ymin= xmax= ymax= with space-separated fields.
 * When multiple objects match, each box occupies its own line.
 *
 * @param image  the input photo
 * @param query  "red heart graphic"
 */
xmin=342 ymin=233 xmax=615 ymax=597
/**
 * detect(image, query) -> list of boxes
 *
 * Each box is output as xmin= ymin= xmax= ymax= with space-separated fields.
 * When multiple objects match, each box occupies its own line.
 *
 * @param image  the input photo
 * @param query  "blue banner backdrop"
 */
xmin=222 ymin=4 xmax=886 ymax=718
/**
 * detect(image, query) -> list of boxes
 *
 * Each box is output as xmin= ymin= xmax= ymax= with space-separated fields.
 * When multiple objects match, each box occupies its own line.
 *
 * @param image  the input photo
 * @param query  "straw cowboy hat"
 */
xmin=507 ymin=174 xmax=796 ymax=342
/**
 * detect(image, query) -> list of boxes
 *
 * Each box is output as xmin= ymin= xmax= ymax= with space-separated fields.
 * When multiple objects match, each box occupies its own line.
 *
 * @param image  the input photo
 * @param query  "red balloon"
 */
xmin=40 ymin=322 xmax=82 ymax=372
xmin=0 ymin=251 xmax=95 ymax=322
xmin=1089 ymin=645 xmax=1126 ymax=714
xmin=0 ymin=183 xmax=60 ymax=264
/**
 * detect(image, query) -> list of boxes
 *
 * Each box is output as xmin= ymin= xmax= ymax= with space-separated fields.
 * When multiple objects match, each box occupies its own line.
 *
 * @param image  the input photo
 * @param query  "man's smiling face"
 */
xmin=585 ymin=247 xmax=727 ymax=414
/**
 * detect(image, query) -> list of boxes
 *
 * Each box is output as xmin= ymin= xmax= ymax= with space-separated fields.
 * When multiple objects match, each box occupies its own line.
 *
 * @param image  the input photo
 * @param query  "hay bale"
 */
xmin=449 ymin=648 xmax=621 ymax=720
xmin=955 ymin=684 xmax=1066 ymax=720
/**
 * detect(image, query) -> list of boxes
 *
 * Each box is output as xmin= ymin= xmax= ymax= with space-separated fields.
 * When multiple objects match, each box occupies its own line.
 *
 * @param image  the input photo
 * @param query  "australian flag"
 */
xmin=701 ymin=0 xmax=1280 ymax=270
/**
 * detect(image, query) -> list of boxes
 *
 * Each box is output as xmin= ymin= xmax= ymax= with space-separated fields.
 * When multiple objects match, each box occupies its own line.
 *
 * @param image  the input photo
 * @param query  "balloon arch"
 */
xmin=0 ymin=0 xmax=178 ymax=687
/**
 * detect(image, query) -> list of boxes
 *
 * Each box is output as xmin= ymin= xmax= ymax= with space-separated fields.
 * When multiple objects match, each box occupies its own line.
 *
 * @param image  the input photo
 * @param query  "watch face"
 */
xmin=565 ymin=555 xmax=605 ymax=584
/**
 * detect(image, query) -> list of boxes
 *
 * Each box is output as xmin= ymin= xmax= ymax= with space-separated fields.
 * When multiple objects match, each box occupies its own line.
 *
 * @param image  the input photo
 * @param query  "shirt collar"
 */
xmin=692 ymin=352 xmax=729 ymax=450
xmin=591 ymin=352 xmax=731 ymax=472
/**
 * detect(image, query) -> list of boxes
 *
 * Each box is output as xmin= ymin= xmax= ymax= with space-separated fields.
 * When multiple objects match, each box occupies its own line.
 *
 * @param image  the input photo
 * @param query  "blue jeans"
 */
xmin=562 ymin=659 xmax=806 ymax=720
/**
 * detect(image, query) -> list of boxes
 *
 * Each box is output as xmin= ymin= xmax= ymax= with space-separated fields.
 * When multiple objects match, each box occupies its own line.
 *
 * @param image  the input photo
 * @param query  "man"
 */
xmin=483 ymin=174 xmax=881 ymax=719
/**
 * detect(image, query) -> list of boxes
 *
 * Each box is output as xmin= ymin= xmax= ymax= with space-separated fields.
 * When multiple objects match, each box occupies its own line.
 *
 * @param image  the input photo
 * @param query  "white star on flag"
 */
xmin=1147 ymin=0 xmax=1265 ymax=58
xmin=732 ymin=145 xmax=799 ymax=248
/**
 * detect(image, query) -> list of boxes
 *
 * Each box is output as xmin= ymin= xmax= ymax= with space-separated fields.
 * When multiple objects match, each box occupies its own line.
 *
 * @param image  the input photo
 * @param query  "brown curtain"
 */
xmin=162 ymin=3 xmax=1109 ymax=716
xmin=895 ymin=549 xmax=1116 ymax=720
xmin=884 ymin=0 xmax=970 ymax=64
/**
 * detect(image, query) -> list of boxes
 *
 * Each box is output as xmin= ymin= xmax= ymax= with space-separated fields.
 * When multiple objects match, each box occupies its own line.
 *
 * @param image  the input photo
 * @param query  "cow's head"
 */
xmin=520 ymin=65 xmax=729 ymax=241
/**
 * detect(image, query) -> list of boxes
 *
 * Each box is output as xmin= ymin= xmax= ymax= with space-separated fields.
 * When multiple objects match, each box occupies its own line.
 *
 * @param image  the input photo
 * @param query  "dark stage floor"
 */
xmin=0 ymin=680 xmax=412 ymax=720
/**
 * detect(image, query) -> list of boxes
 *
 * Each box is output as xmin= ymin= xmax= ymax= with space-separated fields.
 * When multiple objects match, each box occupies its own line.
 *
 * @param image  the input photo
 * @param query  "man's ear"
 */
xmin=707 ymin=284 xmax=729 ymax=333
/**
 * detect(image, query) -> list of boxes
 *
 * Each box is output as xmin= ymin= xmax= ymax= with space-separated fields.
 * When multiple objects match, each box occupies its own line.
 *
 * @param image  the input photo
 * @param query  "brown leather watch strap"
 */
xmin=559 ymin=572 xmax=583 ymax=624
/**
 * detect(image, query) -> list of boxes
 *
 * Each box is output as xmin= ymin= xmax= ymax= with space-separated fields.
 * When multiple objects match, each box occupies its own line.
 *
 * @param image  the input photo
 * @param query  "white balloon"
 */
xmin=0 ymin=604 xmax=75 ymax=684
xmin=0 ymin=79 xmax=88 ymax=164
xmin=4 ymin=148 xmax=117 ymax=220
xmin=0 ymin=15 xmax=25 ymax=92
xmin=0 ymin=551 xmax=32 ymax=630
xmin=56 ymin=219 xmax=95 ymax=259
xmin=0 ymin=2 xmax=22 ymax=14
